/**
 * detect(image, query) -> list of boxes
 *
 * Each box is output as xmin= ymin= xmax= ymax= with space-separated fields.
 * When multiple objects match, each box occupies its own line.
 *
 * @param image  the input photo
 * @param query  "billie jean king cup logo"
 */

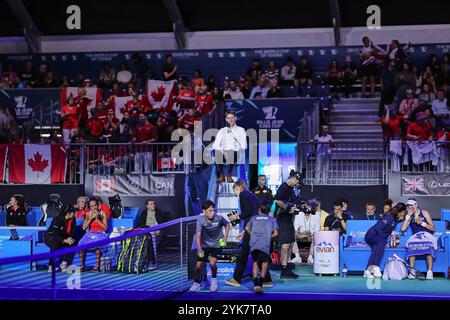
xmin=170 ymin=121 xmax=281 ymax=166
xmin=262 ymin=106 xmax=278 ymax=120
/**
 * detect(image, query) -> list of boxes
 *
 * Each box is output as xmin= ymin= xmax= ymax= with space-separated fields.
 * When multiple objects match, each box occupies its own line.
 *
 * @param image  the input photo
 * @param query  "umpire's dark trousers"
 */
xmin=233 ymin=232 xmax=272 ymax=283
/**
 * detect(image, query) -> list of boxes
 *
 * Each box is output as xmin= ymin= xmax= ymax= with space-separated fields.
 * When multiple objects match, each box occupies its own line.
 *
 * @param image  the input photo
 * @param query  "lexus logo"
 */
xmin=428 ymin=181 xmax=450 ymax=189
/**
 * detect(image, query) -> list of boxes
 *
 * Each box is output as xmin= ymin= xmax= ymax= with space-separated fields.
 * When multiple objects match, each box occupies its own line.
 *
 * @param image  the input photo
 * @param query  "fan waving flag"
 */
xmin=61 ymin=87 xmax=101 ymax=118
xmin=147 ymin=80 xmax=175 ymax=110
xmin=8 ymin=144 xmax=67 ymax=184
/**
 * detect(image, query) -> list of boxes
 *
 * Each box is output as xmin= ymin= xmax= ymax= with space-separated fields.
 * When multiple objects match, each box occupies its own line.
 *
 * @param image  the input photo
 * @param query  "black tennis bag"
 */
xmin=117 ymin=232 xmax=150 ymax=274
xmin=108 ymin=194 xmax=124 ymax=219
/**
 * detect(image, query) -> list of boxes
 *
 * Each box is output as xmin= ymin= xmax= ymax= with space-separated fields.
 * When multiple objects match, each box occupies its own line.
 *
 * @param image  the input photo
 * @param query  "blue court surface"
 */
xmin=0 ymin=265 xmax=448 ymax=300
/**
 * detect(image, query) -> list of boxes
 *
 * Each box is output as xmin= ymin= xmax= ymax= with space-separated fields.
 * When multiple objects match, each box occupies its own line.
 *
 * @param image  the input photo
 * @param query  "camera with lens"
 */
xmin=227 ymin=211 xmax=241 ymax=226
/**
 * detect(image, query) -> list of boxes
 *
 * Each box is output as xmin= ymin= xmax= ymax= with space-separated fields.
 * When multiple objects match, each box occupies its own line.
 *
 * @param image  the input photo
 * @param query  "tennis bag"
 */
xmin=382 ymin=255 xmax=409 ymax=280
xmin=117 ymin=232 xmax=150 ymax=274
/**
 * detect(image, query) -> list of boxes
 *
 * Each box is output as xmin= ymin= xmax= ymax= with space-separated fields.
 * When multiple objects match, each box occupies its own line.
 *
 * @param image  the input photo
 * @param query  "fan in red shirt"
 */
xmin=407 ymin=112 xmax=433 ymax=141
xmin=86 ymin=109 xmax=105 ymax=142
xmin=123 ymin=93 xmax=150 ymax=118
xmin=103 ymin=109 xmax=120 ymax=142
xmin=133 ymin=113 xmax=158 ymax=143
xmin=381 ymin=102 xmax=405 ymax=142
xmin=195 ymin=86 xmax=214 ymax=115
xmin=178 ymin=108 xmax=202 ymax=132
xmin=74 ymin=88 xmax=93 ymax=127
xmin=176 ymin=83 xmax=196 ymax=109
xmin=61 ymin=96 xmax=79 ymax=144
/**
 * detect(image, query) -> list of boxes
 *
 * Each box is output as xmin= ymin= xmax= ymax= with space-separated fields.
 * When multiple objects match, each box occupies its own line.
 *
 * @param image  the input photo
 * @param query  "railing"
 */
xmin=0 ymin=216 xmax=198 ymax=300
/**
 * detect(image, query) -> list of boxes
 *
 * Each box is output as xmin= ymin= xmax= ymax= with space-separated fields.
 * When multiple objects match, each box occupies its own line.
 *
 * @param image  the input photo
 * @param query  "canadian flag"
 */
xmin=8 ymin=144 xmax=67 ymax=184
xmin=147 ymin=80 xmax=175 ymax=110
xmin=110 ymin=95 xmax=133 ymax=121
xmin=61 ymin=87 xmax=101 ymax=118
xmin=0 ymin=144 xmax=7 ymax=183
xmin=95 ymin=176 xmax=116 ymax=194
xmin=157 ymin=157 xmax=176 ymax=170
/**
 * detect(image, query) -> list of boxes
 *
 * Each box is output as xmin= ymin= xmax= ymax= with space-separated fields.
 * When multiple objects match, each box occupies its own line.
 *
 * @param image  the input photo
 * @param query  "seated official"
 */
xmin=137 ymin=199 xmax=167 ymax=271
xmin=324 ymin=200 xmax=351 ymax=235
xmin=78 ymin=198 xmax=109 ymax=272
xmin=291 ymin=202 xmax=320 ymax=264
xmin=44 ymin=206 xmax=77 ymax=272
xmin=6 ymin=194 xmax=29 ymax=226
xmin=355 ymin=202 xmax=381 ymax=220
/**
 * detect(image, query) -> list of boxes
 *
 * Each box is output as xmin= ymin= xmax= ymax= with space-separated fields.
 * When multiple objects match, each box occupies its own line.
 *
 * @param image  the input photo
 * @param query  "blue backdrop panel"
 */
xmin=225 ymin=98 xmax=316 ymax=141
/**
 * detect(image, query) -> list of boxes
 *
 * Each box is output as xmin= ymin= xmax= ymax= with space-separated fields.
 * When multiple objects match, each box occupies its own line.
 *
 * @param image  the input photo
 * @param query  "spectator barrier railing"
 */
xmin=299 ymin=141 xmax=387 ymax=186
xmin=0 ymin=216 xmax=198 ymax=300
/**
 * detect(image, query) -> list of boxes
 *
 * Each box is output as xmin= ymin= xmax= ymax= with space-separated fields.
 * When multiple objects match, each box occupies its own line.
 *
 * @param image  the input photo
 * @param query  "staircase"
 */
xmin=307 ymin=98 xmax=386 ymax=185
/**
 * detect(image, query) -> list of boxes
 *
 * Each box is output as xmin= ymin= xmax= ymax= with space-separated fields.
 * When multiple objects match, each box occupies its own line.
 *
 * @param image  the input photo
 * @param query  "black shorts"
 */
xmin=197 ymin=247 xmax=221 ymax=262
xmin=277 ymin=220 xmax=296 ymax=244
xmin=361 ymin=63 xmax=377 ymax=77
xmin=251 ymin=250 xmax=270 ymax=264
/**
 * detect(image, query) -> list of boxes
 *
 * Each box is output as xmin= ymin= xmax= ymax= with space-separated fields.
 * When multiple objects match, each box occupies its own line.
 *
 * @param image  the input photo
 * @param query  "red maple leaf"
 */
xmin=151 ymin=85 xmax=167 ymax=102
xmin=28 ymin=152 xmax=49 ymax=173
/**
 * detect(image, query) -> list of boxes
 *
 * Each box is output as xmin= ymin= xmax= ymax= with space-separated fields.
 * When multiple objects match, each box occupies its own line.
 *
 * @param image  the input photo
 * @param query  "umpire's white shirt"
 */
xmin=212 ymin=125 xmax=247 ymax=152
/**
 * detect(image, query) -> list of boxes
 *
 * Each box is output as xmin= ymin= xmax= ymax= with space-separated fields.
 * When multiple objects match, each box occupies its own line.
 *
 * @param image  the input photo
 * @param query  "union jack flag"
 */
xmin=402 ymin=176 xmax=426 ymax=194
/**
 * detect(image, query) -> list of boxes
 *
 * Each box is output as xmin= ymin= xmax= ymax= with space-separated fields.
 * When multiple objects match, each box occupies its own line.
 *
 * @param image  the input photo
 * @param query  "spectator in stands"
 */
xmin=162 ymin=54 xmax=178 ymax=82
xmin=75 ymin=87 xmax=93 ymax=130
xmin=44 ymin=206 xmax=76 ymax=272
xmin=263 ymin=60 xmax=279 ymax=81
xmin=407 ymin=112 xmax=433 ymax=141
xmin=116 ymin=62 xmax=132 ymax=86
xmin=401 ymin=198 xmax=435 ymax=280
xmin=311 ymin=124 xmax=333 ymax=184
xmin=191 ymin=69 xmax=205 ymax=91
xmin=19 ymin=61 xmax=34 ymax=87
xmin=44 ymin=71 xmax=58 ymax=88
xmin=423 ymin=66 xmax=438 ymax=93
xmin=291 ymin=201 xmax=320 ymax=264
xmin=86 ymin=109 xmax=104 ymax=142
xmin=5 ymin=194 xmax=28 ymax=226
xmin=427 ymin=54 xmax=441 ymax=78
xmin=437 ymin=63 xmax=450 ymax=87
xmin=280 ymin=56 xmax=296 ymax=85
xmin=212 ymin=86 xmax=223 ymax=103
xmin=323 ymin=200 xmax=349 ymax=235
xmin=266 ymin=78 xmax=282 ymax=98
xmin=382 ymin=95 xmax=403 ymax=143
xmin=431 ymin=89 xmax=450 ymax=130
xmin=102 ymin=108 xmax=120 ymax=142
xmin=206 ymin=75 xmax=216 ymax=92
xmin=34 ymin=64 xmax=48 ymax=87
xmin=342 ymin=55 xmax=357 ymax=98
xmin=132 ymin=113 xmax=158 ymax=173
xmin=75 ymin=196 xmax=90 ymax=218
xmin=380 ymin=59 xmax=398 ymax=116
xmin=47 ymin=129 xmax=63 ymax=144
xmin=138 ymin=199 xmax=168 ymax=270
xmin=98 ymin=62 xmax=116 ymax=89
xmin=60 ymin=74 xmax=71 ymax=88
xmin=325 ymin=59 xmax=342 ymax=99
xmin=387 ymin=40 xmax=408 ymax=64
xmin=360 ymin=37 xmax=377 ymax=98
xmin=132 ymin=53 xmax=151 ymax=88
xmin=157 ymin=111 xmax=178 ymax=142
xmin=246 ymin=58 xmax=263 ymax=85
xmin=295 ymin=56 xmax=313 ymax=86
xmin=399 ymin=88 xmax=420 ymax=118
xmin=196 ymin=86 xmax=215 ymax=115
xmin=250 ymin=77 xmax=269 ymax=99
xmin=412 ymin=66 xmax=423 ymax=95
xmin=395 ymin=62 xmax=416 ymax=101
xmin=61 ymin=96 xmax=79 ymax=144
xmin=419 ymin=83 xmax=436 ymax=107
xmin=0 ymin=75 xmax=12 ymax=89
xmin=74 ymin=73 xmax=85 ymax=87
xmin=223 ymin=80 xmax=244 ymax=100
xmin=177 ymin=80 xmax=196 ymax=109
xmin=1 ymin=63 xmax=19 ymax=86
xmin=78 ymin=198 xmax=109 ymax=272
xmin=239 ymin=79 xmax=252 ymax=99
xmin=383 ymin=199 xmax=393 ymax=217
xmin=178 ymin=108 xmax=201 ymax=132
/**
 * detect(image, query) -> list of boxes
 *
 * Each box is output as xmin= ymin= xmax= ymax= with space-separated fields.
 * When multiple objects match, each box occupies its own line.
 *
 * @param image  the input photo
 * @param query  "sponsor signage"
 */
xmin=402 ymin=173 xmax=450 ymax=196
xmin=313 ymin=231 xmax=339 ymax=274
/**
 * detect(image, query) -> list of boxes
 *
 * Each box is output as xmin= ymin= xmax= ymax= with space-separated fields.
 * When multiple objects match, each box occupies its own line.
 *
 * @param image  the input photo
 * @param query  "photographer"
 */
xmin=225 ymin=180 xmax=273 ymax=288
xmin=290 ymin=200 xmax=320 ymax=264
xmin=78 ymin=198 xmax=109 ymax=272
xmin=273 ymin=170 xmax=302 ymax=279
xmin=44 ymin=205 xmax=77 ymax=272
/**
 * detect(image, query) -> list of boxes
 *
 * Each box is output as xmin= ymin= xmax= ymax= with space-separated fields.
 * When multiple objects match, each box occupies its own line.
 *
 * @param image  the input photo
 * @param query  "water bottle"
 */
xmin=32 ymin=262 xmax=37 ymax=272
xmin=342 ymin=264 xmax=348 ymax=277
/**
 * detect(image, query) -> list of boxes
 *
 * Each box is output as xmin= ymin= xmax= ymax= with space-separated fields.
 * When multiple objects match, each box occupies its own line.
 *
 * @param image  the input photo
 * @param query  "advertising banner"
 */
xmin=313 ymin=231 xmax=340 ymax=274
xmin=402 ymin=173 xmax=450 ymax=196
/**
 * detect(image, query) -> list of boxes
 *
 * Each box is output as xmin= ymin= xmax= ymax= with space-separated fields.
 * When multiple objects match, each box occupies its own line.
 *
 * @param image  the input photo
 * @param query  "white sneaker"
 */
xmin=373 ymin=266 xmax=382 ymax=278
xmin=307 ymin=255 xmax=314 ymax=264
xmin=189 ymin=282 xmax=201 ymax=292
xmin=426 ymin=270 xmax=433 ymax=280
xmin=289 ymin=256 xmax=302 ymax=264
xmin=363 ymin=270 xmax=374 ymax=279
xmin=210 ymin=278 xmax=218 ymax=292
xmin=408 ymin=269 xmax=416 ymax=279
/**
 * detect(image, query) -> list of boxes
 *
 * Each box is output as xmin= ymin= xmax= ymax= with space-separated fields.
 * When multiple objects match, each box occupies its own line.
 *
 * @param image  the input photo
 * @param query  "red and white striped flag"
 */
xmin=8 ymin=144 xmax=67 ymax=184
xmin=61 ymin=87 xmax=101 ymax=118
xmin=147 ymin=80 xmax=175 ymax=110
xmin=0 ymin=144 xmax=7 ymax=183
